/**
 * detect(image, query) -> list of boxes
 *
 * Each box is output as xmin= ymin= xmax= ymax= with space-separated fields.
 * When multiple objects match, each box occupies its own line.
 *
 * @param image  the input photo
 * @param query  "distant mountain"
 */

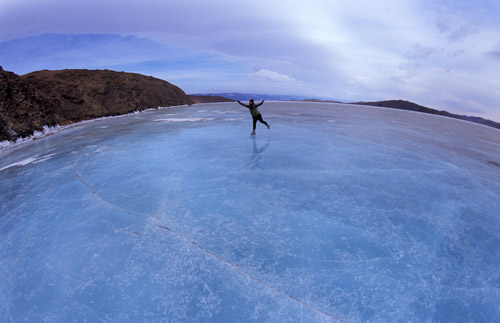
xmin=290 ymin=98 xmax=342 ymax=103
xmin=188 ymin=95 xmax=234 ymax=103
xmin=352 ymin=100 xmax=500 ymax=130
xmin=0 ymin=67 xmax=192 ymax=141
xmin=189 ymin=94 xmax=500 ymax=130
xmin=190 ymin=93 xmax=312 ymax=101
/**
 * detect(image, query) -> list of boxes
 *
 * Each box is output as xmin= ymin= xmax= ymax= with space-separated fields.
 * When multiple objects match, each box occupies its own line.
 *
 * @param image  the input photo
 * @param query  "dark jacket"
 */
xmin=237 ymin=100 xmax=264 ymax=117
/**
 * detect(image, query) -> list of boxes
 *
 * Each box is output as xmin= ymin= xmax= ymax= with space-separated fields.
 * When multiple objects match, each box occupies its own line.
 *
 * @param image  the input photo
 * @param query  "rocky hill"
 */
xmin=0 ymin=67 xmax=192 ymax=141
xmin=0 ymin=67 xmax=56 ymax=141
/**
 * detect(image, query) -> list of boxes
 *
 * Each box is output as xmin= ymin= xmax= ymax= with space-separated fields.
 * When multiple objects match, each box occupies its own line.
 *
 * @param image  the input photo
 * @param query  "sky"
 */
xmin=1 ymin=0 xmax=500 ymax=122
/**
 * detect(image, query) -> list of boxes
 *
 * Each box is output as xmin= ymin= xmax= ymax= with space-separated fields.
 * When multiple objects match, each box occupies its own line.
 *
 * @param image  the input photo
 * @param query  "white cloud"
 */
xmin=251 ymin=69 xmax=296 ymax=82
xmin=404 ymin=44 xmax=439 ymax=60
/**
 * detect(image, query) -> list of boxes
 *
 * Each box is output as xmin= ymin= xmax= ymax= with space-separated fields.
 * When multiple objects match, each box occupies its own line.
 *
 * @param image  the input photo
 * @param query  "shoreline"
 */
xmin=3 ymin=101 xmax=499 ymax=154
xmin=0 ymin=105 xmax=189 ymax=153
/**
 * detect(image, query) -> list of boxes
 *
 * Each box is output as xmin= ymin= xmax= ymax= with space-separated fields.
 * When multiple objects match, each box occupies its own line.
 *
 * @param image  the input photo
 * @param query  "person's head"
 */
xmin=249 ymin=99 xmax=254 ymax=105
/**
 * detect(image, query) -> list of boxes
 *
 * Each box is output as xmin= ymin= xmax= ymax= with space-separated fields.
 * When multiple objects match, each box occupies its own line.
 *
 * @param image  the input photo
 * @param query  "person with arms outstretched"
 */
xmin=237 ymin=99 xmax=270 ymax=135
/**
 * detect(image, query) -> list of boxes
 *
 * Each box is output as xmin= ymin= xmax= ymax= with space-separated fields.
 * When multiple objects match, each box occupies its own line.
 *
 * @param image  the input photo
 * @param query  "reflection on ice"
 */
xmin=1 ymin=102 xmax=500 ymax=322
xmin=249 ymin=137 xmax=270 ymax=170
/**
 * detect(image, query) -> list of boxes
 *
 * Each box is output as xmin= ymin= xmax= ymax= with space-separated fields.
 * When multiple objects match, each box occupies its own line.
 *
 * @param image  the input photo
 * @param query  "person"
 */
xmin=237 ymin=99 xmax=270 ymax=135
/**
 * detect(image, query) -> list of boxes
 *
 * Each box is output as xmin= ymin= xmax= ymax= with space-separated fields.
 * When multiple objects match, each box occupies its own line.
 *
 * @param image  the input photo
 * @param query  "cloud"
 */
xmin=0 ymin=34 xmax=171 ymax=73
xmin=404 ymin=43 xmax=439 ymax=60
xmin=251 ymin=69 xmax=296 ymax=82
xmin=490 ymin=51 xmax=500 ymax=59
xmin=488 ymin=45 xmax=500 ymax=60
xmin=435 ymin=15 xmax=479 ymax=43
xmin=447 ymin=24 xmax=478 ymax=43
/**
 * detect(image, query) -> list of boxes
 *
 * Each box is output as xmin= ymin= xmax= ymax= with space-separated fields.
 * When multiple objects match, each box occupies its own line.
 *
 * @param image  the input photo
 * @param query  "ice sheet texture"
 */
xmin=1 ymin=102 xmax=500 ymax=322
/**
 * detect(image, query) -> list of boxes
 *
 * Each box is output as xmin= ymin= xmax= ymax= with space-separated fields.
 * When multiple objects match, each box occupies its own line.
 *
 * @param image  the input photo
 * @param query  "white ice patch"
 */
xmin=0 ymin=157 xmax=38 ymax=171
xmin=210 ymin=110 xmax=237 ymax=114
xmin=0 ymin=153 xmax=56 ymax=171
xmin=33 ymin=153 xmax=56 ymax=164
xmin=154 ymin=118 xmax=214 ymax=123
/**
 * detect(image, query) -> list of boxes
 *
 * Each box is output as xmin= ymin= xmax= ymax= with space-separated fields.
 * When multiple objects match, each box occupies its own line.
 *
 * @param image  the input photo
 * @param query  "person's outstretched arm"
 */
xmin=255 ymin=100 xmax=265 ymax=107
xmin=237 ymin=100 xmax=250 ymax=108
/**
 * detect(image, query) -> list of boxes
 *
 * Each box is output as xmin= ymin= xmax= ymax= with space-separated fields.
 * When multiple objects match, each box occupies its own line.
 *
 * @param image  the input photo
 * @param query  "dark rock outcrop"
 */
xmin=0 ymin=67 xmax=56 ymax=141
xmin=0 ymin=68 xmax=192 ymax=141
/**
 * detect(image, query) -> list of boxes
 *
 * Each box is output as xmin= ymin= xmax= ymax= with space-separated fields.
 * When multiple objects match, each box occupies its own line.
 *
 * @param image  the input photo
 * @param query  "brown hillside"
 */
xmin=0 ymin=67 xmax=56 ymax=141
xmin=0 ymin=68 xmax=192 ymax=141
xmin=23 ymin=69 xmax=192 ymax=124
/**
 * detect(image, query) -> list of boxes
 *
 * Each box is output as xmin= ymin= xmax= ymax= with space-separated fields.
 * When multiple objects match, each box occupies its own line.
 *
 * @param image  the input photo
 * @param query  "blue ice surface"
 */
xmin=1 ymin=102 xmax=500 ymax=322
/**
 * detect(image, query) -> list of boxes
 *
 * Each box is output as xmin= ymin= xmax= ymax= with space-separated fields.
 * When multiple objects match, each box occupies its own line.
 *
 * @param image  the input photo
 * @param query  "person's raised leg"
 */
xmin=257 ymin=114 xmax=270 ymax=129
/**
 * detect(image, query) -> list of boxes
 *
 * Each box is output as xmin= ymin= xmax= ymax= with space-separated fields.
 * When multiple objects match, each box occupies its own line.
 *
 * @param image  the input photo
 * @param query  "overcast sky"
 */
xmin=1 ymin=0 xmax=500 ymax=122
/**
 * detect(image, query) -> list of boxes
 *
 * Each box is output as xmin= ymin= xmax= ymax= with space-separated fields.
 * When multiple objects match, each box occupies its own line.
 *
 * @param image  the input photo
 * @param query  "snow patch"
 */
xmin=0 ymin=125 xmax=67 ymax=152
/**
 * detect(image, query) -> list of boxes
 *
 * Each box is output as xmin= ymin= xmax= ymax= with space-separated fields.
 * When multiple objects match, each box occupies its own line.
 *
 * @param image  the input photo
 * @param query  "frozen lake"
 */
xmin=1 ymin=102 xmax=500 ymax=322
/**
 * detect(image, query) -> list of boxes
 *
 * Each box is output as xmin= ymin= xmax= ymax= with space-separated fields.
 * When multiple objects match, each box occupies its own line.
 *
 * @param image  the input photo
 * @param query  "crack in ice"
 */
xmin=73 ymin=150 xmax=345 ymax=322
xmin=156 ymin=224 xmax=344 ymax=323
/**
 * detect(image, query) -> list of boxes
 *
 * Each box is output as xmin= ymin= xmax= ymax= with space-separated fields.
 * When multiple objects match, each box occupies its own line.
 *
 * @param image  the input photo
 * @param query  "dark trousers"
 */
xmin=252 ymin=114 xmax=268 ymax=130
